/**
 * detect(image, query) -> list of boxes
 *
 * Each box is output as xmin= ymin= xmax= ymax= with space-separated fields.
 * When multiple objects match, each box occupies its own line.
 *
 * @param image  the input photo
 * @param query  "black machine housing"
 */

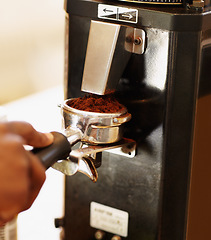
xmin=61 ymin=0 xmax=211 ymax=239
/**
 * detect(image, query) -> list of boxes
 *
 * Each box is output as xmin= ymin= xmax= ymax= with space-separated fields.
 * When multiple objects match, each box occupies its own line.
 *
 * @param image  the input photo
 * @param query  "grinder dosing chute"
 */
xmin=33 ymin=98 xmax=135 ymax=182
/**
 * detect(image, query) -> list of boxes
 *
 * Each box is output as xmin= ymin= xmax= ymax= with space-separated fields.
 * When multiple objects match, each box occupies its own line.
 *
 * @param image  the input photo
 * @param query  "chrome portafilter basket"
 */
xmin=62 ymin=99 xmax=131 ymax=144
xmin=33 ymin=98 xmax=136 ymax=182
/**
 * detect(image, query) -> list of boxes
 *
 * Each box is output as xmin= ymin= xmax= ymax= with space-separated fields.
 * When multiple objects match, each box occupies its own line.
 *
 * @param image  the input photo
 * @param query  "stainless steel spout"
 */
xmin=81 ymin=20 xmax=131 ymax=95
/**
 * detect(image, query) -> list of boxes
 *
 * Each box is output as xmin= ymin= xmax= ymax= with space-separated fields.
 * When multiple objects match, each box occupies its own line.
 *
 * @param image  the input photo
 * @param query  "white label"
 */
xmin=90 ymin=202 xmax=129 ymax=237
xmin=98 ymin=4 xmax=138 ymax=24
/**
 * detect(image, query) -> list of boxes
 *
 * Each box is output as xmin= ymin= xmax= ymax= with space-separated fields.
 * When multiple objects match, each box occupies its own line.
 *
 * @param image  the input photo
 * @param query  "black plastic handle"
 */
xmin=32 ymin=131 xmax=72 ymax=169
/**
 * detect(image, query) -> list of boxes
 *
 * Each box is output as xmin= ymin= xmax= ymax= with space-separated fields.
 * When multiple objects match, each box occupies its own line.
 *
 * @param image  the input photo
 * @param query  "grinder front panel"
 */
xmin=61 ymin=0 xmax=211 ymax=239
xmin=64 ymin=11 xmax=166 ymax=239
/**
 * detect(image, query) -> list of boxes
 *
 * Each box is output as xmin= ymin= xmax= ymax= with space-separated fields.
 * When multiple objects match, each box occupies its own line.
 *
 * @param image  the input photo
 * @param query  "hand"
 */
xmin=0 ymin=121 xmax=53 ymax=225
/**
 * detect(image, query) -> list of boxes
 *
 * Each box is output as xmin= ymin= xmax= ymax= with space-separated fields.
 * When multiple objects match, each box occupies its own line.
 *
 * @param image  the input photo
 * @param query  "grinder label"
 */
xmin=90 ymin=202 xmax=129 ymax=237
xmin=98 ymin=4 xmax=138 ymax=24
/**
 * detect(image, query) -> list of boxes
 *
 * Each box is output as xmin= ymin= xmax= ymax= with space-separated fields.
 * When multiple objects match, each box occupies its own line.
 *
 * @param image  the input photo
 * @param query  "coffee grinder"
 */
xmin=55 ymin=0 xmax=211 ymax=239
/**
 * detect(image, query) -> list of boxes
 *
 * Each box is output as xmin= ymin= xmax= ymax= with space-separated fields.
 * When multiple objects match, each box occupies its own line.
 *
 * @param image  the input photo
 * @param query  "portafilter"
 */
xmin=32 ymin=99 xmax=135 ymax=182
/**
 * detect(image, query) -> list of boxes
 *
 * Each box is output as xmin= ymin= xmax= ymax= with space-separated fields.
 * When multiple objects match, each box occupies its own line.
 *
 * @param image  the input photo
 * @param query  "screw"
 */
xmin=95 ymin=230 xmax=105 ymax=240
xmin=125 ymin=36 xmax=133 ymax=43
xmin=134 ymin=37 xmax=142 ymax=45
xmin=111 ymin=235 xmax=122 ymax=240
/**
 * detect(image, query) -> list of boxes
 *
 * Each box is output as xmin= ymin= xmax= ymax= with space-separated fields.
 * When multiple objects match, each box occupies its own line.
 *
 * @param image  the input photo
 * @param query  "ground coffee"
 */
xmin=68 ymin=94 xmax=125 ymax=113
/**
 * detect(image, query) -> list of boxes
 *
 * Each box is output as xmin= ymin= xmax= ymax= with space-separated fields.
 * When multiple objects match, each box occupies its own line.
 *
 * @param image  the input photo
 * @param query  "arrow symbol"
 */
xmin=121 ymin=13 xmax=133 ymax=19
xmin=103 ymin=8 xmax=113 ymax=13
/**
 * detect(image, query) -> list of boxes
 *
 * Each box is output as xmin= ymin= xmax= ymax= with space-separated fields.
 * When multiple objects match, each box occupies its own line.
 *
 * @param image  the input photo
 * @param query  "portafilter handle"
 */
xmin=32 ymin=132 xmax=72 ymax=169
xmin=31 ymin=131 xmax=98 ymax=182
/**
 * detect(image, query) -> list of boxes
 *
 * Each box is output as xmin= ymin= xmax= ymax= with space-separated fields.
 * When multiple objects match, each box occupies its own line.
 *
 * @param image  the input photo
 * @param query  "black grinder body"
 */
xmin=62 ymin=0 xmax=211 ymax=239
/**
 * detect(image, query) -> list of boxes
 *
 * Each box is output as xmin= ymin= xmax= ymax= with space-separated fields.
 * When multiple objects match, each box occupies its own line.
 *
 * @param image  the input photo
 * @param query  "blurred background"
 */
xmin=0 ymin=0 xmax=65 ymax=104
xmin=0 ymin=1 xmax=66 ymax=239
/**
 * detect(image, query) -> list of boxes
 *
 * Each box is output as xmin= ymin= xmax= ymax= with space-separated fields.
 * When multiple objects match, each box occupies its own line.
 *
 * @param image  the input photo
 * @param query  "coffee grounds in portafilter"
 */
xmin=67 ymin=94 xmax=125 ymax=113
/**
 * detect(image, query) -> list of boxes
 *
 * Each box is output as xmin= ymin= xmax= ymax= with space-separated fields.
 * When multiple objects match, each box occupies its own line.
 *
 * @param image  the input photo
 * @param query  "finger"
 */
xmin=2 ymin=121 xmax=54 ymax=147
xmin=0 ymin=215 xmax=12 ymax=226
xmin=0 ymin=218 xmax=7 ymax=227
xmin=22 ymin=151 xmax=46 ymax=211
